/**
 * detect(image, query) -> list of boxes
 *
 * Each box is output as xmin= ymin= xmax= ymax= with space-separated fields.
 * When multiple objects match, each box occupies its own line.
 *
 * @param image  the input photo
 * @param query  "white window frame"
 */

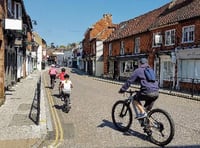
xmin=8 ymin=0 xmax=12 ymax=15
xmin=108 ymin=43 xmax=112 ymax=56
xmin=14 ymin=2 xmax=22 ymax=19
xmin=153 ymin=32 xmax=162 ymax=47
xmin=182 ymin=25 xmax=195 ymax=43
xmin=120 ymin=41 xmax=125 ymax=55
xmin=134 ymin=37 xmax=140 ymax=53
xmin=165 ymin=29 xmax=175 ymax=46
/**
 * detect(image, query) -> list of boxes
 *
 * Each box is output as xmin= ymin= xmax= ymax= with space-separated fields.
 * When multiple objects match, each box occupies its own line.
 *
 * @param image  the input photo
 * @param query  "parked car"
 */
xmin=55 ymin=64 xmax=60 ymax=68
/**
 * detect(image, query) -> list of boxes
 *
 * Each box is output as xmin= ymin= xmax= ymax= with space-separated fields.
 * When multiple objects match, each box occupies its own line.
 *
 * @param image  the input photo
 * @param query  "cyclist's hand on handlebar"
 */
xmin=118 ymin=88 xmax=125 ymax=94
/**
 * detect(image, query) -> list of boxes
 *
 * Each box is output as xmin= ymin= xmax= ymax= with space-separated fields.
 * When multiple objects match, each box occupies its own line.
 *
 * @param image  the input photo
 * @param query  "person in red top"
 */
xmin=57 ymin=68 xmax=67 ymax=95
xmin=49 ymin=64 xmax=58 ymax=88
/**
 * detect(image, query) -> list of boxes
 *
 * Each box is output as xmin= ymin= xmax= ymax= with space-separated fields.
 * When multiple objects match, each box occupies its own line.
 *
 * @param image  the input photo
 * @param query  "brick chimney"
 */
xmin=103 ymin=13 xmax=112 ymax=24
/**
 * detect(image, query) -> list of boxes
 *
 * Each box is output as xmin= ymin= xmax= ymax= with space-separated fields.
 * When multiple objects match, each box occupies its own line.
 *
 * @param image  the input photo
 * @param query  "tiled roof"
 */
xmin=151 ymin=0 xmax=200 ymax=29
xmin=105 ymin=0 xmax=200 ymax=42
xmin=105 ymin=4 xmax=168 ymax=42
xmin=89 ymin=14 xmax=113 ymax=41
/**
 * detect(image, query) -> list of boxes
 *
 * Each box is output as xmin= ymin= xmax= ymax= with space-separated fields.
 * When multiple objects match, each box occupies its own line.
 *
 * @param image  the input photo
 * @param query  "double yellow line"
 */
xmin=43 ymin=72 xmax=64 ymax=147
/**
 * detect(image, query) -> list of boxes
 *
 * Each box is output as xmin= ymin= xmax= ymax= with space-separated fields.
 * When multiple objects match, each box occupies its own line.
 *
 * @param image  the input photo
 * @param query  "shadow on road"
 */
xmin=54 ymin=104 xmax=63 ymax=110
xmin=52 ymin=93 xmax=60 ymax=99
xmin=97 ymin=119 xmax=148 ymax=141
xmin=45 ymin=86 xmax=52 ymax=89
xmin=97 ymin=119 xmax=200 ymax=148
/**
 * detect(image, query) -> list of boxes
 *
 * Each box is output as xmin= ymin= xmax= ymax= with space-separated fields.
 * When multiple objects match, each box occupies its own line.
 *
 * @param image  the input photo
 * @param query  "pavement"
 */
xmin=0 ymin=70 xmax=50 ymax=148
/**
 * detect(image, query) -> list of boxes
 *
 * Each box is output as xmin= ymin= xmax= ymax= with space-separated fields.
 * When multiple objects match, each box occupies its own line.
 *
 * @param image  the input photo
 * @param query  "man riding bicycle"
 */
xmin=119 ymin=58 xmax=159 ymax=119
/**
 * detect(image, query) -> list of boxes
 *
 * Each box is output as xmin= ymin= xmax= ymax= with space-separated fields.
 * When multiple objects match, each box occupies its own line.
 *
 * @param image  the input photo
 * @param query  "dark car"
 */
xmin=55 ymin=64 xmax=60 ymax=68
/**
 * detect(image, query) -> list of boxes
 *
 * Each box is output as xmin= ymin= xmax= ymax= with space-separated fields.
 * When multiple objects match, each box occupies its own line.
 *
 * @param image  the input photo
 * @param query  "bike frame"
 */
xmin=112 ymin=89 xmax=175 ymax=146
xmin=125 ymin=91 xmax=142 ymax=119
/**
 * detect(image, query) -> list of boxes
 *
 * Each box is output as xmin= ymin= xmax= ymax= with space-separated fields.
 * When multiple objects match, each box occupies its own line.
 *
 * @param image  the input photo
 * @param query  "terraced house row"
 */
xmin=0 ymin=0 xmax=47 ymax=105
xmin=81 ymin=0 xmax=200 ymax=94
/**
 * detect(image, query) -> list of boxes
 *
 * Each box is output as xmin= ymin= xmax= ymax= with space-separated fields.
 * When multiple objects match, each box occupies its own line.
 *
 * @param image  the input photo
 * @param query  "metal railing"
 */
xmin=29 ymin=76 xmax=41 ymax=125
xmin=163 ymin=77 xmax=200 ymax=97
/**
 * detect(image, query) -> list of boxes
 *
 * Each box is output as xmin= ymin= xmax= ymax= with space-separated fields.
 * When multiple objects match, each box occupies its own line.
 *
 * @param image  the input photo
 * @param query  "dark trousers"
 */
xmin=50 ymin=74 xmax=56 ymax=85
xmin=134 ymin=91 xmax=159 ymax=111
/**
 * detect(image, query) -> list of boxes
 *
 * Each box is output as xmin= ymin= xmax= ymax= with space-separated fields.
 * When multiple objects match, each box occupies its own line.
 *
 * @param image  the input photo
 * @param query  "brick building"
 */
xmin=103 ymin=4 xmax=166 ymax=80
xmin=82 ymin=14 xmax=115 ymax=76
xmin=103 ymin=0 xmax=200 ymax=93
xmin=0 ymin=0 xmax=38 ymax=105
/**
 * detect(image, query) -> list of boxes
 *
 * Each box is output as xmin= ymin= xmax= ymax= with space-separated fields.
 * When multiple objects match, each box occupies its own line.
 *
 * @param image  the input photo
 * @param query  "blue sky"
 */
xmin=24 ymin=0 xmax=171 ymax=46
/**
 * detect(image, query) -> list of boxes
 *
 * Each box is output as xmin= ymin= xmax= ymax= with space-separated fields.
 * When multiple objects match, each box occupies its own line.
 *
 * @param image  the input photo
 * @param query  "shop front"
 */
xmin=176 ymin=47 xmax=200 ymax=93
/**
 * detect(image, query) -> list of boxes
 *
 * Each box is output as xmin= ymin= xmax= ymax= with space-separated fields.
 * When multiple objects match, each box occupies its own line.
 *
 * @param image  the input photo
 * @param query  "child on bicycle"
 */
xmin=61 ymin=74 xmax=73 ymax=106
xmin=57 ymin=68 xmax=67 ymax=96
xmin=119 ymin=58 xmax=159 ymax=119
xmin=49 ymin=64 xmax=58 ymax=88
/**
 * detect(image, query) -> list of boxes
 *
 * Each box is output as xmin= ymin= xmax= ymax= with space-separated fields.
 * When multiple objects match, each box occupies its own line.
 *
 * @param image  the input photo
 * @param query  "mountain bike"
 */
xmin=111 ymin=89 xmax=175 ymax=146
xmin=61 ymin=92 xmax=71 ymax=113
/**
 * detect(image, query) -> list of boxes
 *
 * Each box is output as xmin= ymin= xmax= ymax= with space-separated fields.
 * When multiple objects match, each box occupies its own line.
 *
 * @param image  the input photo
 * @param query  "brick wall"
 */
xmin=83 ymin=14 xmax=113 ymax=56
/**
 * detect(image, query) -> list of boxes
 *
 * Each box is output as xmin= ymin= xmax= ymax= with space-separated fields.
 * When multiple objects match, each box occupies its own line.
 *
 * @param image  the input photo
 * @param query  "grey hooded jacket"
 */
xmin=121 ymin=63 xmax=159 ymax=94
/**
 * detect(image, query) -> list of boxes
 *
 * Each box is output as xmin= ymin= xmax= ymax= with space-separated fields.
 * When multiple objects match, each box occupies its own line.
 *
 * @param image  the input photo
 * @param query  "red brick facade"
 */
xmin=82 ymin=14 xmax=115 ymax=75
xmin=103 ymin=0 xmax=200 ymax=93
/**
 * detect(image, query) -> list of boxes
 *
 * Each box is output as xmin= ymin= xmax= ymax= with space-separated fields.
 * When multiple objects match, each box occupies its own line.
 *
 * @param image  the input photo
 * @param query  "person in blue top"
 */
xmin=119 ymin=58 xmax=159 ymax=119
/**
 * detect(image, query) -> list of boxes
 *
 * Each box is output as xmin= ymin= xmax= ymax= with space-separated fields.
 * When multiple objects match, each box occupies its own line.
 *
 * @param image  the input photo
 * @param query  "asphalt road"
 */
xmin=44 ymin=67 xmax=200 ymax=148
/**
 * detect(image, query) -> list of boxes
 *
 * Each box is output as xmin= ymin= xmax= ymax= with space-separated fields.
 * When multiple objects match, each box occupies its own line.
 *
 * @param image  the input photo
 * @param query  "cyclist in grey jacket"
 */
xmin=119 ymin=58 xmax=159 ymax=119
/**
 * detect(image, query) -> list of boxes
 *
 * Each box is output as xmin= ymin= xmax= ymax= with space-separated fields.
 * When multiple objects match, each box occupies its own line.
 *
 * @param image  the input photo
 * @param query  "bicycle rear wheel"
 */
xmin=62 ymin=95 xmax=71 ymax=113
xmin=51 ymin=78 xmax=55 ymax=89
xmin=147 ymin=108 xmax=175 ymax=146
xmin=111 ymin=100 xmax=132 ymax=132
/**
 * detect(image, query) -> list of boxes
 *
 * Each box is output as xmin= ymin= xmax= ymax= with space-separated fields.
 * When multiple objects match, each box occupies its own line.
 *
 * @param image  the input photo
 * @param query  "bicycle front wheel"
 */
xmin=111 ymin=100 xmax=132 ymax=132
xmin=147 ymin=108 xmax=175 ymax=146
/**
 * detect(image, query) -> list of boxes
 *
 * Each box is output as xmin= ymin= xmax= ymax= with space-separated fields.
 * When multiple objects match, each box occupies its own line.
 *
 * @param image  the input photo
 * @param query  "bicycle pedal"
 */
xmin=143 ymin=127 xmax=152 ymax=136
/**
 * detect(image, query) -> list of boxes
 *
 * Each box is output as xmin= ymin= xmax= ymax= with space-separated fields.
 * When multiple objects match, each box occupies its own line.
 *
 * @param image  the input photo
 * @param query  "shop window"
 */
xmin=120 ymin=61 xmax=138 ymax=73
xmin=180 ymin=60 xmax=200 ymax=82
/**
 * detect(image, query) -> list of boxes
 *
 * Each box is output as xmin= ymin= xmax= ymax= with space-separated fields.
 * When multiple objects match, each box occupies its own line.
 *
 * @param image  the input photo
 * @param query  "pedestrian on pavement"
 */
xmin=119 ymin=58 xmax=159 ymax=119
xmin=49 ymin=64 xmax=58 ymax=88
